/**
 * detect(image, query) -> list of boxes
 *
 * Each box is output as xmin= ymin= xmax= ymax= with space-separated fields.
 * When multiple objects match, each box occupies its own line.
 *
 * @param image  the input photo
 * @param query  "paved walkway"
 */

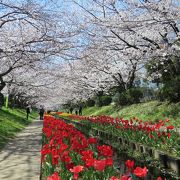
xmin=0 ymin=119 xmax=43 ymax=180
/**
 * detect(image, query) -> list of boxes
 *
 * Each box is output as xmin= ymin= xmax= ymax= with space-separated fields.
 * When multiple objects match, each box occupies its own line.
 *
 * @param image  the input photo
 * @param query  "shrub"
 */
xmin=157 ymin=76 xmax=180 ymax=102
xmin=127 ymin=88 xmax=143 ymax=103
xmin=112 ymin=92 xmax=120 ymax=104
xmin=141 ymin=87 xmax=156 ymax=102
xmin=101 ymin=96 xmax=112 ymax=106
xmin=95 ymin=97 xmax=103 ymax=107
xmin=113 ymin=92 xmax=130 ymax=106
xmin=95 ymin=95 xmax=112 ymax=107
xmin=113 ymin=88 xmax=143 ymax=106
xmin=118 ymin=92 xmax=130 ymax=105
xmin=86 ymin=99 xmax=95 ymax=107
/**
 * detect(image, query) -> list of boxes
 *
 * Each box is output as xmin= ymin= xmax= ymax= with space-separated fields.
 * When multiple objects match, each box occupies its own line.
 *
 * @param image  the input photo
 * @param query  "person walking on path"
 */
xmin=69 ymin=107 xmax=73 ymax=114
xmin=79 ymin=105 xmax=83 ymax=116
xmin=75 ymin=107 xmax=78 ymax=115
xmin=26 ymin=105 xmax=31 ymax=120
xmin=39 ymin=106 xmax=45 ymax=120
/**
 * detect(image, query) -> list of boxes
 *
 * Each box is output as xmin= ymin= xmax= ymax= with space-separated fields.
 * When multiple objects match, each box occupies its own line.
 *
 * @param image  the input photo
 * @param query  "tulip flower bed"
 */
xmin=40 ymin=115 xmax=166 ymax=180
xmin=57 ymin=114 xmax=179 ymax=158
xmin=54 ymin=113 xmax=180 ymax=178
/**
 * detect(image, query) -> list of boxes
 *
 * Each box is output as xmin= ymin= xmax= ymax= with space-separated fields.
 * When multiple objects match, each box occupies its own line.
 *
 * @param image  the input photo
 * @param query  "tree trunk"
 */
xmin=96 ymin=91 xmax=104 ymax=107
xmin=112 ymin=73 xmax=126 ymax=93
xmin=126 ymin=70 xmax=136 ymax=89
xmin=126 ymin=63 xmax=137 ymax=89
xmin=0 ymin=76 xmax=6 ymax=92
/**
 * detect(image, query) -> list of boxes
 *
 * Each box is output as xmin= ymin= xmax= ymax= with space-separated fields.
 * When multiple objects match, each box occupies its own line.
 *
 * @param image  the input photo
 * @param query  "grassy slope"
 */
xmin=0 ymin=107 xmax=38 ymax=150
xmin=83 ymin=101 xmax=180 ymax=127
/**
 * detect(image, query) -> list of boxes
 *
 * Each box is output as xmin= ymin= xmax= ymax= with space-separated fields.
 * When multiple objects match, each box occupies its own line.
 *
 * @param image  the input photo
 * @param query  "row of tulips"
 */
xmin=57 ymin=113 xmax=178 ymax=156
xmin=41 ymin=115 xmax=165 ymax=180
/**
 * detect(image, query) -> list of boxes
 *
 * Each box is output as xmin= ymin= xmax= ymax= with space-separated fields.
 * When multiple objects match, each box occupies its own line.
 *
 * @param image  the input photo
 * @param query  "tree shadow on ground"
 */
xmin=0 ymin=119 xmax=43 ymax=180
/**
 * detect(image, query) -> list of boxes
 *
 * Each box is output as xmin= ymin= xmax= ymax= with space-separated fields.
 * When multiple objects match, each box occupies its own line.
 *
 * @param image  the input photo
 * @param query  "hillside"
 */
xmin=83 ymin=101 xmax=180 ymax=127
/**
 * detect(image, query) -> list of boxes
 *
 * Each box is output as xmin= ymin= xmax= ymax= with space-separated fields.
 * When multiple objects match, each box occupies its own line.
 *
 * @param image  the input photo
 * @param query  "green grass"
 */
xmin=0 ymin=107 xmax=38 ymax=150
xmin=83 ymin=101 xmax=180 ymax=127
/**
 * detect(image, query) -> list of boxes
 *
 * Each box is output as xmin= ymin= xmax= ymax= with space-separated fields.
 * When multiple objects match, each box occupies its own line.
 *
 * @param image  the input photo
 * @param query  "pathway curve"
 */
xmin=0 ymin=119 xmax=43 ymax=180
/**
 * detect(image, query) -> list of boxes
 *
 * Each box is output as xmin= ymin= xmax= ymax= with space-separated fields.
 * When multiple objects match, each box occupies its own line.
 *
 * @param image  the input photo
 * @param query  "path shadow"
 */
xmin=0 ymin=119 xmax=43 ymax=180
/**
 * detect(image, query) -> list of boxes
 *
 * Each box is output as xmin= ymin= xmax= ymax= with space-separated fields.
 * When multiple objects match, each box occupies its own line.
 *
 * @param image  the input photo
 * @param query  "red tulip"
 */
xmin=47 ymin=172 xmax=61 ymax=180
xmin=125 ymin=160 xmax=134 ymax=170
xmin=97 ymin=145 xmax=113 ymax=157
xmin=166 ymin=125 xmax=174 ymax=130
xmin=88 ymin=137 xmax=98 ymax=144
xmin=70 ymin=165 xmax=84 ymax=180
xmin=41 ymin=146 xmax=51 ymax=162
xmin=85 ymin=158 xmax=95 ymax=167
xmin=60 ymin=151 xmax=72 ymax=163
xmin=133 ymin=166 xmax=148 ymax=178
xmin=66 ymin=162 xmax=74 ymax=170
xmin=110 ymin=176 xmax=119 ymax=180
xmin=167 ymin=132 xmax=171 ymax=138
xmin=70 ymin=165 xmax=84 ymax=173
xmin=106 ymin=158 xmax=113 ymax=166
xmin=94 ymin=159 xmax=106 ymax=171
xmin=149 ymin=134 xmax=154 ymax=139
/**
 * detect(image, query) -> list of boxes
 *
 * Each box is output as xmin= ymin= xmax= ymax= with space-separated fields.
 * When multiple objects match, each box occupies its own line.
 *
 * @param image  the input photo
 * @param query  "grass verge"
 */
xmin=0 ymin=107 xmax=38 ymax=150
xmin=83 ymin=101 xmax=180 ymax=127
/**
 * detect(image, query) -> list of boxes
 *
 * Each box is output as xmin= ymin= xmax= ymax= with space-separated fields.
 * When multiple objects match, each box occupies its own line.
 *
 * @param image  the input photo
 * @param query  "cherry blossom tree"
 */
xmin=39 ymin=0 xmax=180 ymax=106
xmin=0 ymin=0 xmax=79 ymax=93
xmin=1 ymin=0 xmax=179 ymax=107
xmin=68 ymin=0 xmax=180 ymax=93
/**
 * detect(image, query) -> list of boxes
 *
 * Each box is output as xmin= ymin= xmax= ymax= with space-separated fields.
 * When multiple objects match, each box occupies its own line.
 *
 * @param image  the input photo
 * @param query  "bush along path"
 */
xmin=0 ymin=119 xmax=43 ymax=180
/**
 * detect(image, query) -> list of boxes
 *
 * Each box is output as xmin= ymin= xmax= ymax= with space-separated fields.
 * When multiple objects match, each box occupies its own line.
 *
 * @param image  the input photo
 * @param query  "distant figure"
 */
xmin=75 ymin=108 xmax=78 ymax=115
xmin=70 ymin=107 xmax=73 ymax=114
xmin=26 ymin=105 xmax=31 ymax=120
xmin=79 ymin=105 xmax=82 ymax=116
xmin=39 ymin=106 xmax=45 ymax=120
